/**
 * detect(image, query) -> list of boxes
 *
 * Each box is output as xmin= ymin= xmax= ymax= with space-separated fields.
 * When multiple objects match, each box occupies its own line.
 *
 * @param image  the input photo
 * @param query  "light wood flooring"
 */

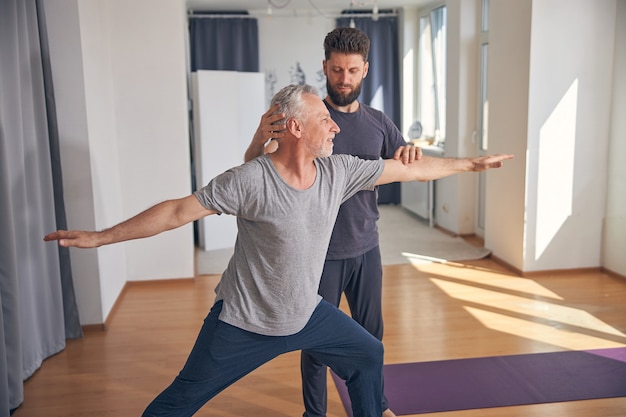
xmin=13 ymin=255 xmax=626 ymax=417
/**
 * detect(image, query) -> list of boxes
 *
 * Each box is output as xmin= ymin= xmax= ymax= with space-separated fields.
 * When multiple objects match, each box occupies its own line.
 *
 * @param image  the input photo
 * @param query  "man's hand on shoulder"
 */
xmin=393 ymin=144 xmax=422 ymax=165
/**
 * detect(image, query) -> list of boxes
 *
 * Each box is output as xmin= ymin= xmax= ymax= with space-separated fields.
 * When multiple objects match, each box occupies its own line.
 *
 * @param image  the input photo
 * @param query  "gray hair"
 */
xmin=270 ymin=84 xmax=319 ymax=123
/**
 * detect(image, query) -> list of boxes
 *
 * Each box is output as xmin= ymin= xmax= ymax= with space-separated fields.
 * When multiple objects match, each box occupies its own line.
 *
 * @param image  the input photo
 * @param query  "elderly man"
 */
xmin=45 ymin=84 xmax=512 ymax=417
xmin=245 ymin=28 xmax=421 ymax=417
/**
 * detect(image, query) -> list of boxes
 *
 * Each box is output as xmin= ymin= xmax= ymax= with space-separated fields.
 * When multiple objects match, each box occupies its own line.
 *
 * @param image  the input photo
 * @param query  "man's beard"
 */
xmin=326 ymin=79 xmax=363 ymax=106
xmin=306 ymin=140 xmax=333 ymax=158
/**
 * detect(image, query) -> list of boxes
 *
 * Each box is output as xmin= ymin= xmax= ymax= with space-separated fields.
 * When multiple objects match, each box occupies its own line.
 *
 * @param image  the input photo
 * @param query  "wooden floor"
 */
xmin=13 ymin=256 xmax=626 ymax=417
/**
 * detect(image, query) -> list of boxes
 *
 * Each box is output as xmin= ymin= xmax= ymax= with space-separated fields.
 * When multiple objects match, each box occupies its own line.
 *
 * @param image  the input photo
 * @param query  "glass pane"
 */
xmin=417 ymin=6 xmax=446 ymax=147
xmin=482 ymin=0 xmax=489 ymax=32
xmin=479 ymin=43 xmax=489 ymax=151
xmin=430 ymin=6 xmax=446 ymax=143
xmin=418 ymin=16 xmax=435 ymax=139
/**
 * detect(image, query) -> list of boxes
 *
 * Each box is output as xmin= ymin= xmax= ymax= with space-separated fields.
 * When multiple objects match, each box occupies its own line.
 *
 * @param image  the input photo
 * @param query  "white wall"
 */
xmin=603 ymin=0 xmax=626 ymax=276
xmin=44 ymin=0 xmax=193 ymax=324
xmin=255 ymin=11 xmax=335 ymax=104
xmin=44 ymin=0 xmax=108 ymax=326
xmin=524 ymin=0 xmax=615 ymax=271
xmin=487 ymin=0 xmax=617 ymax=272
xmin=106 ymin=0 xmax=193 ymax=282
xmin=75 ymin=0 xmax=131 ymax=324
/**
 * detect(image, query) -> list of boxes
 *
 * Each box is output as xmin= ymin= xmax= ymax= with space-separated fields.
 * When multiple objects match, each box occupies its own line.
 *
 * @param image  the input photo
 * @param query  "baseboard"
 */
xmin=82 ymin=323 xmax=106 ymax=332
xmin=433 ymin=224 xmax=458 ymax=237
xmin=602 ymin=267 xmax=626 ymax=282
xmin=489 ymin=254 xmax=606 ymax=278
xmin=486 ymin=255 xmax=520 ymax=274
xmin=81 ymin=277 xmax=196 ymax=332
xmin=81 ymin=281 xmax=130 ymax=332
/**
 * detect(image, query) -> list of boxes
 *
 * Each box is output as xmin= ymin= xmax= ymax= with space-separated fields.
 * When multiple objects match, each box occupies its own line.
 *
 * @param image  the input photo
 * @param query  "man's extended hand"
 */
xmin=44 ymin=196 xmax=218 ymax=249
xmin=469 ymin=153 xmax=515 ymax=171
xmin=376 ymin=153 xmax=514 ymax=186
xmin=44 ymin=230 xmax=101 ymax=248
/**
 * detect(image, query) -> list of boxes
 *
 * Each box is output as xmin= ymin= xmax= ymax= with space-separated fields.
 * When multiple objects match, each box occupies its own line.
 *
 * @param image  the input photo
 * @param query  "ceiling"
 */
xmin=186 ymin=0 xmax=432 ymax=14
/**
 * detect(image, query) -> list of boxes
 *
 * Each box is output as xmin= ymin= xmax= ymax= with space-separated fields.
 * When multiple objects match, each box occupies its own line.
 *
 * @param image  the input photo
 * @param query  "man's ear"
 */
xmin=363 ymin=61 xmax=369 ymax=79
xmin=286 ymin=118 xmax=303 ymax=138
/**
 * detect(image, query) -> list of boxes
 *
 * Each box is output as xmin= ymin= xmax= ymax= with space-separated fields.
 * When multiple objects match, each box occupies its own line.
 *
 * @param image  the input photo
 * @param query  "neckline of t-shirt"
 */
xmin=324 ymin=99 xmax=362 ymax=117
xmin=263 ymin=154 xmax=320 ymax=192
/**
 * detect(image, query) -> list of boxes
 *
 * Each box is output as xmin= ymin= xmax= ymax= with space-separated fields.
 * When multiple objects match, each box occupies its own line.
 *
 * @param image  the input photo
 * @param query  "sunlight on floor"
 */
xmin=404 ymin=253 xmax=447 ymax=265
xmin=464 ymin=307 xmax=626 ymax=350
xmin=412 ymin=261 xmax=626 ymax=351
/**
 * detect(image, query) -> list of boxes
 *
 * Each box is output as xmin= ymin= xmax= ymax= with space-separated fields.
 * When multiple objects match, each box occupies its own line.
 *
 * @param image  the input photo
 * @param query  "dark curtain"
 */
xmin=337 ymin=12 xmax=402 ymax=204
xmin=189 ymin=12 xmax=259 ymax=72
xmin=0 ymin=0 xmax=82 ymax=414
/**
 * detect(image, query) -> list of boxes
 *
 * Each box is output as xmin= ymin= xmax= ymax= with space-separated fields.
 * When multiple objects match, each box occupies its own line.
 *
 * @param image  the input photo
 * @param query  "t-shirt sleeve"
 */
xmin=193 ymin=168 xmax=243 ymax=216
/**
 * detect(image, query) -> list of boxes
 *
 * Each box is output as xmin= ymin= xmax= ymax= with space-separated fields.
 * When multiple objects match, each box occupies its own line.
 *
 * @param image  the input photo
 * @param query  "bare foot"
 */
xmin=383 ymin=409 xmax=397 ymax=417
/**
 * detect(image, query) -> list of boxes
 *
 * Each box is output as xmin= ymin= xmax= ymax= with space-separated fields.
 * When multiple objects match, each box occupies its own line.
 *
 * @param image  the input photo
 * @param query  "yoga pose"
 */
xmin=245 ymin=27 xmax=419 ymax=417
xmin=46 ymin=84 xmax=512 ymax=417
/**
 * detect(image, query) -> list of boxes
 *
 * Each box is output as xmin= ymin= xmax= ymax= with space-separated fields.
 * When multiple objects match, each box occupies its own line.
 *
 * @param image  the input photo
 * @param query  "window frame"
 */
xmin=416 ymin=3 xmax=447 ymax=146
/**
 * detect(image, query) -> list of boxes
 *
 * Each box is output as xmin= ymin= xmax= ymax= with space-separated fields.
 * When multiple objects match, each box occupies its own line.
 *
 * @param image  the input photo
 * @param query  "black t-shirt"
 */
xmin=324 ymin=100 xmax=407 ymax=260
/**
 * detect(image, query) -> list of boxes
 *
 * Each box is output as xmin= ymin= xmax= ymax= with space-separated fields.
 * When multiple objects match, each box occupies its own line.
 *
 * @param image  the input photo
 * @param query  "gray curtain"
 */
xmin=337 ymin=12 xmax=402 ymax=204
xmin=189 ymin=12 xmax=259 ymax=72
xmin=0 ymin=0 xmax=82 ymax=414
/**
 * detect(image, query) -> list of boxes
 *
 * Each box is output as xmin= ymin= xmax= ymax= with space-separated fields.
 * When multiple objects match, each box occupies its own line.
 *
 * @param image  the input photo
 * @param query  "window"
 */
xmin=477 ymin=0 xmax=490 ymax=231
xmin=478 ymin=0 xmax=489 ymax=151
xmin=417 ymin=5 xmax=447 ymax=146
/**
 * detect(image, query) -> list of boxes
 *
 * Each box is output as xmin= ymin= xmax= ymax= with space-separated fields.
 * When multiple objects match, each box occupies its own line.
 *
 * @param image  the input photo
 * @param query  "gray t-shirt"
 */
xmin=193 ymin=154 xmax=385 ymax=336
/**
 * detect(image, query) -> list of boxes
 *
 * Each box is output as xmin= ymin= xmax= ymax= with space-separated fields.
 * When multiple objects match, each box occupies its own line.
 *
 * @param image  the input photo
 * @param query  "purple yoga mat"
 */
xmin=332 ymin=347 xmax=626 ymax=416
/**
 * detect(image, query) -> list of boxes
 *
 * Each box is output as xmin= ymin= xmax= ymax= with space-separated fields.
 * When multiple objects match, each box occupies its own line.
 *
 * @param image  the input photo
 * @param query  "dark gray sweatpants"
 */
xmin=301 ymin=245 xmax=388 ymax=417
xmin=142 ymin=299 xmax=383 ymax=417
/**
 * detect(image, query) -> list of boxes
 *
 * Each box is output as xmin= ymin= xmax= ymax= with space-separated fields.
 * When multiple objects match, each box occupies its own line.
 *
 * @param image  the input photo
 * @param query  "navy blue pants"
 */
xmin=142 ymin=299 xmax=383 ymax=417
xmin=301 ymin=246 xmax=388 ymax=417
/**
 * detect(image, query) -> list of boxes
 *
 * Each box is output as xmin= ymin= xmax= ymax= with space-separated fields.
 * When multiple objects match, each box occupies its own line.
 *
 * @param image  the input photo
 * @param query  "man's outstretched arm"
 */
xmin=375 ymin=153 xmax=514 ymax=186
xmin=44 ymin=195 xmax=216 ymax=248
